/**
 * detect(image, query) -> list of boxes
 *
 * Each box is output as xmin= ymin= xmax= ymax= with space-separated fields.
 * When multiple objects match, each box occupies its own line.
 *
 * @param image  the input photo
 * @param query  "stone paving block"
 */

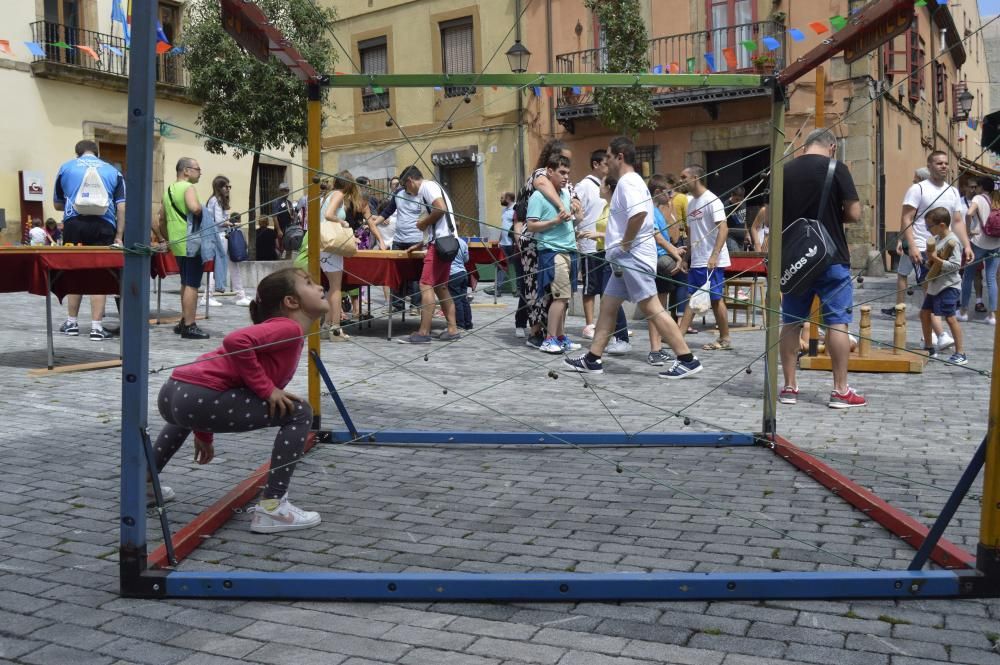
xmin=531 ymin=627 xmax=629 ymax=654
xmin=891 ymin=624 xmax=995 ymax=650
xmin=745 ymin=621 xmax=844 ymax=648
xmin=784 ymin=643 xmax=890 ymax=665
xmin=686 ymin=634 xmax=787 ymax=660
xmin=947 ymin=646 xmax=1000 ymax=665
xmin=380 ymin=624 xmax=476 ymax=651
xmin=555 ymin=651 xmax=656 ymax=665
xmin=0 ymin=608 xmax=53 ymax=636
xmin=448 ymin=616 xmax=540 ymax=640
xmin=171 ymin=655 xmax=248 ymax=665
xmin=29 ymin=622 xmax=118 ymax=651
xmin=97 ymin=637 xmax=192 ymax=665
xmin=398 ymin=647 xmax=501 ymax=665
xmin=619 ymin=641 xmax=726 ymax=665
xmin=845 ymin=633 xmax=949 ymax=661
xmin=166 ymin=629 xmax=263 ymax=659
xmin=20 ymin=644 xmax=115 ymax=665
xmin=101 ymin=616 xmax=191 ymax=643
xmin=0 ymin=637 xmax=44 ymax=660
xmin=593 ymin=618 xmax=691 ymax=644
xmin=466 ymin=636 xmax=565 ymax=664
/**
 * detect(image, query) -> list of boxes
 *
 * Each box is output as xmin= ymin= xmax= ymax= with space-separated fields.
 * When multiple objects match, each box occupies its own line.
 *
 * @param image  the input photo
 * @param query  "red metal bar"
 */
xmin=219 ymin=0 xmax=320 ymax=83
xmin=148 ymin=432 xmax=317 ymax=569
xmin=771 ymin=435 xmax=975 ymax=570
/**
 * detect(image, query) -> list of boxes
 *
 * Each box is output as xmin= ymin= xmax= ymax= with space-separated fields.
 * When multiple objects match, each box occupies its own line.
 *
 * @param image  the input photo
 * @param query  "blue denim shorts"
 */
xmin=922 ymin=287 xmax=960 ymax=317
xmin=781 ymin=263 xmax=854 ymax=325
xmin=685 ymin=267 xmax=725 ymax=302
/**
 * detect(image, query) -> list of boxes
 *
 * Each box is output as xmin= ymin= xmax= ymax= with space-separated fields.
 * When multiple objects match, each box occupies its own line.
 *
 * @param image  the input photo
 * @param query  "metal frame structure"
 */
xmin=120 ymin=0 xmax=1000 ymax=600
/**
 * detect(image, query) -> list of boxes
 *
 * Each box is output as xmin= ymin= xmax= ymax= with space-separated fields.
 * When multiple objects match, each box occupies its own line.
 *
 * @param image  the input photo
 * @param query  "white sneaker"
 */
xmin=514 ymin=327 xmax=526 ymax=338
xmin=582 ymin=324 xmax=595 ymax=340
xmin=956 ymin=310 xmax=969 ymax=322
xmin=234 ymin=297 xmax=252 ymax=307
xmin=606 ymin=339 xmax=632 ymax=355
xmin=931 ymin=332 xmax=938 ymax=346
xmin=988 ymin=315 xmax=996 ymax=326
xmin=250 ymin=496 xmax=321 ymax=533
xmin=201 ymin=298 xmax=223 ymax=307
xmin=146 ymin=484 xmax=175 ymax=506
xmin=937 ymin=331 xmax=955 ymax=350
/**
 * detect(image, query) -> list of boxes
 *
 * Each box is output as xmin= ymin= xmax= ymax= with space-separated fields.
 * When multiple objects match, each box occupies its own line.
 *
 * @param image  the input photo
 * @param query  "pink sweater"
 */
xmin=172 ymin=316 xmax=304 ymax=400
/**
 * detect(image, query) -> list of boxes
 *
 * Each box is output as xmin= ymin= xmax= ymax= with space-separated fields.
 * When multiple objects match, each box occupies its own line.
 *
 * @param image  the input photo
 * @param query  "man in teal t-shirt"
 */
xmin=526 ymin=154 xmax=578 ymax=354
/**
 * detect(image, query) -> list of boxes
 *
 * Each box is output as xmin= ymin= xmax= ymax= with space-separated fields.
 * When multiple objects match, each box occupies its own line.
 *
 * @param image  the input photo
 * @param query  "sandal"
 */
xmin=702 ymin=339 xmax=733 ymax=351
xmin=327 ymin=326 xmax=350 ymax=342
xmin=686 ymin=326 xmax=699 ymax=335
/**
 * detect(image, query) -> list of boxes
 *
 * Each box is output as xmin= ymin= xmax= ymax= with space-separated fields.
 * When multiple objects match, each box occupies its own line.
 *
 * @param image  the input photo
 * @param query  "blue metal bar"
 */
xmin=141 ymin=430 xmax=176 ymax=567
xmin=118 ymin=0 xmax=156 ymax=586
xmin=325 ymin=430 xmax=756 ymax=445
xmin=909 ymin=435 xmax=987 ymax=571
xmin=309 ymin=350 xmax=358 ymax=439
xmin=164 ymin=570 xmax=960 ymax=600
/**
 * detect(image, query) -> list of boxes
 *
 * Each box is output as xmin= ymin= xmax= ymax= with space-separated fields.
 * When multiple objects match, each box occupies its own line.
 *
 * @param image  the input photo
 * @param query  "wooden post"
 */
xmin=762 ymin=82 xmax=785 ymax=437
xmin=858 ymin=305 xmax=872 ymax=358
xmin=893 ymin=304 xmax=907 ymax=355
xmin=807 ymin=66 xmax=826 ymax=358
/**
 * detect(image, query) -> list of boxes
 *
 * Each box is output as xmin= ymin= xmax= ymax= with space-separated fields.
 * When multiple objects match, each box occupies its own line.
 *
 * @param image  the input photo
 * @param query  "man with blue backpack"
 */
xmin=53 ymin=139 xmax=126 ymax=341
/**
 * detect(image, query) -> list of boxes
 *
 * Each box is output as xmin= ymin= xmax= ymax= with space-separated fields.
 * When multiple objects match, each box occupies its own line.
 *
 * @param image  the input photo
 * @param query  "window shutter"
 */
xmin=359 ymin=37 xmax=389 ymax=112
xmin=440 ymin=17 xmax=475 ymax=97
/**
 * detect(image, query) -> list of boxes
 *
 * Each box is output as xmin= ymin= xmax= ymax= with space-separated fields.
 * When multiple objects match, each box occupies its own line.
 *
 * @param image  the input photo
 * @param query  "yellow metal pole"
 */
xmin=978 ymin=304 xmax=1000 ymax=577
xmin=307 ymin=83 xmax=322 ymax=429
xmin=762 ymin=82 xmax=785 ymax=437
xmin=808 ymin=66 xmax=825 ymax=357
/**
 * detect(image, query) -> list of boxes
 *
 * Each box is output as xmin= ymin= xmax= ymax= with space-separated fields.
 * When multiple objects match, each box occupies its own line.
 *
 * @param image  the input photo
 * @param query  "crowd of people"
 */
xmin=37 ymin=129 xmax=1000 ymax=532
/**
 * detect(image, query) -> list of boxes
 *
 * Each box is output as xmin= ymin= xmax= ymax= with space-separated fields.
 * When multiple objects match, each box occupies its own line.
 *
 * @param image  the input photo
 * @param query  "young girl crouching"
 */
xmin=152 ymin=267 xmax=329 ymax=533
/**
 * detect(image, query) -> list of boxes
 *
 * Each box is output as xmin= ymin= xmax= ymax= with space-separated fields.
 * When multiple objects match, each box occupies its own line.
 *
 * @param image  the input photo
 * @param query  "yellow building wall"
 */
xmin=0 ymin=0 xmax=300 ymax=246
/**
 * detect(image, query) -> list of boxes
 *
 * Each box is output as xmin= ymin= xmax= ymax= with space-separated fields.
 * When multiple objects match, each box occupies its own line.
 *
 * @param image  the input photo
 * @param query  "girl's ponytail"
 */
xmin=249 ymin=267 xmax=303 ymax=323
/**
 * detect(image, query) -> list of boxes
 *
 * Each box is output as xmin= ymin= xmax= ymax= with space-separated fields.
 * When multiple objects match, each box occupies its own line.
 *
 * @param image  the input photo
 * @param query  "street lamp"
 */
xmin=958 ymin=88 xmax=975 ymax=116
xmin=505 ymin=39 xmax=531 ymax=73
xmin=507 ymin=38 xmax=531 ymax=188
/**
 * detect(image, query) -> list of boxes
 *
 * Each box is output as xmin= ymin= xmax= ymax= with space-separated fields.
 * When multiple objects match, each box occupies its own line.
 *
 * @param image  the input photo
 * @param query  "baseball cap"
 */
xmin=278 ymin=182 xmax=290 ymax=190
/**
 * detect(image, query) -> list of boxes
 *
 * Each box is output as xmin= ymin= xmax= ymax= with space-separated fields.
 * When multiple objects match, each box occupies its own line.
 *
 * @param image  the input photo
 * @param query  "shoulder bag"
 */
xmin=780 ymin=158 xmax=837 ymax=296
xmin=319 ymin=220 xmax=358 ymax=257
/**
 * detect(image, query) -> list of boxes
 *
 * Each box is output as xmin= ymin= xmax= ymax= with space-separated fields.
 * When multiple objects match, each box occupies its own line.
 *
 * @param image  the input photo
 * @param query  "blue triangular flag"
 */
xmin=169 ymin=46 xmax=186 ymax=55
xmin=533 ymin=86 xmax=541 ymax=96
xmin=99 ymin=43 xmax=123 ymax=56
xmin=652 ymin=64 xmax=663 ymax=74
xmin=111 ymin=0 xmax=130 ymax=45
xmin=24 ymin=41 xmax=46 ymax=57
xmin=704 ymin=53 xmax=716 ymax=72
xmin=433 ymin=86 xmax=442 ymax=91
xmin=572 ymin=86 xmax=581 ymax=94
xmin=762 ymin=36 xmax=781 ymax=51
xmin=789 ymin=28 xmax=805 ymax=42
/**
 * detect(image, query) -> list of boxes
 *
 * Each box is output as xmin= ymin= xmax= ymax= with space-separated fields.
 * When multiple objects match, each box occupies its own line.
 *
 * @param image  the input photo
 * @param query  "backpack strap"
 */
xmin=816 ymin=159 xmax=836 ymax=223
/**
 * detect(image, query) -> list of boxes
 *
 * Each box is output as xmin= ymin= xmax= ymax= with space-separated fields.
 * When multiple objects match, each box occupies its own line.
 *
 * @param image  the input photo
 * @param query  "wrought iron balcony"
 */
xmin=29 ymin=21 xmax=189 ymax=91
xmin=555 ymin=20 xmax=783 ymax=121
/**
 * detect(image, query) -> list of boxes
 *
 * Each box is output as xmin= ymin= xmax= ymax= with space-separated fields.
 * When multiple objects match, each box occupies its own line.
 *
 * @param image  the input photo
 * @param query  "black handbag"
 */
xmin=780 ymin=159 xmax=837 ymax=296
xmin=432 ymin=206 xmax=460 ymax=263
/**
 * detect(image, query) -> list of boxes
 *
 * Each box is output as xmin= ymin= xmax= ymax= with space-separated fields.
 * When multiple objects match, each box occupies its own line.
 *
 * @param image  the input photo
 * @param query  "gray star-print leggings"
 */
xmin=154 ymin=378 xmax=311 ymax=499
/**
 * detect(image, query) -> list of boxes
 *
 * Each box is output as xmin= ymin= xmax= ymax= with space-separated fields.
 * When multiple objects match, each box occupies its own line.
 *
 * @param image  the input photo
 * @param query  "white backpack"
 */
xmin=73 ymin=164 xmax=110 ymax=216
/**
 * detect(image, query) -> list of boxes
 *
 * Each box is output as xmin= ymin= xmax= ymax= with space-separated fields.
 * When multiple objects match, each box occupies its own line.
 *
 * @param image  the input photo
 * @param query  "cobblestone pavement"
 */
xmin=1 ymin=273 xmax=999 ymax=665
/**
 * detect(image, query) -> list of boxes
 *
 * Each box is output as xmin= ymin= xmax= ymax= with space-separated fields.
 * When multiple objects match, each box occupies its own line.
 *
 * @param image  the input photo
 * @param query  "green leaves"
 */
xmin=180 ymin=0 xmax=338 ymax=159
xmin=583 ymin=0 xmax=657 ymax=138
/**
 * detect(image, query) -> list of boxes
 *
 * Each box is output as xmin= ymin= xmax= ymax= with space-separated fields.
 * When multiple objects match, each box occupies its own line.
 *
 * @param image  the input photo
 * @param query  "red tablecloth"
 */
xmin=468 ymin=242 xmax=507 ymax=271
xmin=341 ymin=255 xmax=424 ymax=290
xmin=725 ymin=254 xmax=767 ymax=278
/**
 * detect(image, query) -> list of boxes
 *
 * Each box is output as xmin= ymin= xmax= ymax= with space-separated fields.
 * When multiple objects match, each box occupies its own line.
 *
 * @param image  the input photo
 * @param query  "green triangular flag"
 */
xmin=829 ymin=15 xmax=847 ymax=31
xmin=686 ymin=56 xmax=696 ymax=73
xmin=51 ymin=41 xmax=73 ymax=49
xmin=741 ymin=40 xmax=758 ymax=52
xmin=915 ymin=0 xmax=927 ymax=5
xmin=372 ymin=86 xmax=384 ymax=94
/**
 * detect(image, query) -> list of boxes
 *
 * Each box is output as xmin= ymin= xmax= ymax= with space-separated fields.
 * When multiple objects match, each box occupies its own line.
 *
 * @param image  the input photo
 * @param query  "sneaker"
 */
xmin=582 ymin=324 xmax=595 ymax=340
xmin=484 ymin=287 xmax=496 ymax=296
xmin=659 ymin=357 xmax=703 ymax=380
xmin=397 ymin=334 xmax=432 ymax=344
xmin=828 ymin=387 xmax=867 ymax=409
xmin=146 ymin=484 xmax=175 ymax=506
xmin=514 ymin=327 xmax=526 ymax=338
xmin=525 ymin=334 xmax=544 ymax=349
xmin=606 ymin=339 xmax=632 ymax=355
xmin=646 ymin=350 xmax=672 ymax=366
xmin=988 ymin=315 xmax=997 ymax=326
xmin=173 ymin=321 xmax=184 ymax=335
xmin=201 ymin=298 xmax=223 ymax=308
xmin=880 ymin=307 xmax=897 ymax=317
xmin=925 ymin=347 xmax=939 ymax=359
xmin=976 ymin=302 xmax=987 ymax=313
xmin=235 ymin=297 xmax=252 ymax=307
xmin=59 ymin=320 xmax=79 ymax=336
xmin=90 ymin=327 xmax=115 ymax=341
xmin=779 ymin=386 xmax=799 ymax=404
xmin=930 ymin=332 xmax=938 ymax=346
xmin=327 ymin=326 xmax=350 ymax=342
xmin=249 ymin=496 xmax=321 ymax=533
xmin=436 ymin=331 xmax=461 ymax=341
xmin=539 ymin=336 xmax=564 ymax=354
xmin=180 ymin=323 xmax=210 ymax=340
xmin=937 ymin=332 xmax=955 ymax=350
xmin=948 ymin=352 xmax=968 ymax=365
xmin=956 ymin=310 xmax=969 ymax=322
xmin=559 ymin=335 xmax=581 ymax=352
xmin=563 ymin=354 xmax=604 ymax=374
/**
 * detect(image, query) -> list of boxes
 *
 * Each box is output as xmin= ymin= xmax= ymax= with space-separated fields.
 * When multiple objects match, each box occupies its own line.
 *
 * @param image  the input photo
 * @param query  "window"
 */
xmin=706 ymin=0 xmax=755 ymax=72
xmin=636 ymin=145 xmax=657 ymax=178
xmin=908 ymin=28 xmax=925 ymax=104
xmin=360 ymin=36 xmax=389 ymax=112
xmin=935 ymin=62 xmax=947 ymax=106
xmin=440 ymin=17 xmax=474 ymax=98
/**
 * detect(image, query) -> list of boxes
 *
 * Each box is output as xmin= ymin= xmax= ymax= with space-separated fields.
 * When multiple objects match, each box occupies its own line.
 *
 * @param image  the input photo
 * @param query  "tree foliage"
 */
xmin=180 ymin=0 xmax=338 ymax=158
xmin=583 ymin=0 xmax=657 ymax=137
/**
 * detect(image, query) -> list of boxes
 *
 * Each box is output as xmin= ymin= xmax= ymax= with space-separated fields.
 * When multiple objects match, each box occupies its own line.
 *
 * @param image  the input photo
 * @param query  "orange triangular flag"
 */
xmin=0 ymin=40 xmax=11 ymax=55
xmin=669 ymin=62 xmax=679 ymax=74
xmin=544 ymin=87 xmax=553 ymax=97
xmin=76 ymin=45 xmax=99 ymax=60
xmin=155 ymin=41 xmax=171 ymax=54
xmin=809 ymin=21 xmax=829 ymax=34
xmin=722 ymin=47 xmax=738 ymax=70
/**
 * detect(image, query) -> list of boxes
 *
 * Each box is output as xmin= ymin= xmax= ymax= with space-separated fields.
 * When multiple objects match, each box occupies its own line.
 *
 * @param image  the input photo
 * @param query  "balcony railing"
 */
xmin=29 ymin=21 xmax=189 ymax=88
xmin=555 ymin=20 xmax=784 ymax=109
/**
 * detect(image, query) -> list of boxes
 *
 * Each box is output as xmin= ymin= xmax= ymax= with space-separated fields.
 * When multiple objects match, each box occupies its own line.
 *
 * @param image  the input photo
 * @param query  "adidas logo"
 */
xmin=781 ymin=246 xmax=819 ymax=286
xmin=805 ymin=245 xmax=818 ymax=258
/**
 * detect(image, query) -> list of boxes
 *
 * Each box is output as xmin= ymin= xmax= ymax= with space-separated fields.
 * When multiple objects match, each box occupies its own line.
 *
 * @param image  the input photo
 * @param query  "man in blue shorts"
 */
xmin=779 ymin=129 xmax=865 ymax=409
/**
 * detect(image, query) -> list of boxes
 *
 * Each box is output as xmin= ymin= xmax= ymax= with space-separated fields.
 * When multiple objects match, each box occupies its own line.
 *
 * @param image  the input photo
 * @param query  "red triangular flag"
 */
xmin=544 ymin=87 xmax=553 ymax=97
xmin=76 ymin=45 xmax=99 ymax=60
xmin=0 ymin=40 xmax=11 ymax=55
xmin=809 ymin=21 xmax=829 ymax=34
xmin=155 ymin=41 xmax=171 ymax=54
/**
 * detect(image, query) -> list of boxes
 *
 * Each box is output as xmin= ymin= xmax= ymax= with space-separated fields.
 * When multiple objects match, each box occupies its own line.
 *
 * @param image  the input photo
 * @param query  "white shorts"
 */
xmin=320 ymin=252 xmax=343 ymax=273
xmin=602 ymin=251 xmax=658 ymax=304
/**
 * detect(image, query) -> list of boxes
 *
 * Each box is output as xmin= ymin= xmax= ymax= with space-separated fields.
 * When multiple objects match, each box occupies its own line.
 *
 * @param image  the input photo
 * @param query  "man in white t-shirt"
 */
xmin=676 ymin=165 xmax=732 ymax=350
xmin=575 ymin=149 xmax=608 ymax=339
xmin=396 ymin=165 xmax=461 ymax=344
xmin=892 ymin=151 xmax=971 ymax=347
xmin=564 ymin=136 xmax=701 ymax=379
